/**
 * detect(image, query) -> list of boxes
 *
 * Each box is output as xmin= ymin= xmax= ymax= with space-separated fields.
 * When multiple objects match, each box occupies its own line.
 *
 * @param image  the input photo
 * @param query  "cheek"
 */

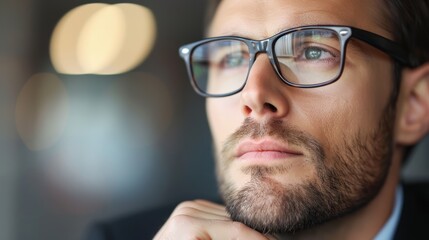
xmin=339 ymin=57 xmax=393 ymax=128
xmin=206 ymin=96 xmax=242 ymax=150
xmin=338 ymin=47 xmax=394 ymax=126
xmin=296 ymin=59 xmax=393 ymax=155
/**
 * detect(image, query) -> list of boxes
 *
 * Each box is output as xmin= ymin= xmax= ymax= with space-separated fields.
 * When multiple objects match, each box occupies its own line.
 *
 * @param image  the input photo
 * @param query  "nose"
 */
xmin=240 ymin=55 xmax=290 ymax=121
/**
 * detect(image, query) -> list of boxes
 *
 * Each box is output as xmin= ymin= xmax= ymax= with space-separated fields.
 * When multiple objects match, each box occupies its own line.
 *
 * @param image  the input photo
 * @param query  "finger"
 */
xmin=202 ymin=219 xmax=269 ymax=240
xmin=156 ymin=201 xmax=230 ymax=239
xmin=192 ymin=200 xmax=231 ymax=216
xmin=158 ymin=215 xmax=268 ymax=240
xmin=174 ymin=200 xmax=229 ymax=217
xmin=173 ymin=206 xmax=230 ymax=221
xmin=193 ymin=199 xmax=227 ymax=211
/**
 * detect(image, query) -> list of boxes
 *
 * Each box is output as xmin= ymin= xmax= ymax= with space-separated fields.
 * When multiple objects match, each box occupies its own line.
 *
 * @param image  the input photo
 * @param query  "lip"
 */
xmin=235 ymin=138 xmax=303 ymax=161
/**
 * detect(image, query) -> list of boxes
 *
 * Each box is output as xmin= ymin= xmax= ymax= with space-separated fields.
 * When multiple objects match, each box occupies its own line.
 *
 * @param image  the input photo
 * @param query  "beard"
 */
xmin=216 ymin=105 xmax=394 ymax=234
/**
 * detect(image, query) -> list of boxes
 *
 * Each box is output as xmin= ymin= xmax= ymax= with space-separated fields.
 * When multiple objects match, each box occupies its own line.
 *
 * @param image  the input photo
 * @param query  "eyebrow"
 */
xmin=273 ymin=11 xmax=344 ymax=32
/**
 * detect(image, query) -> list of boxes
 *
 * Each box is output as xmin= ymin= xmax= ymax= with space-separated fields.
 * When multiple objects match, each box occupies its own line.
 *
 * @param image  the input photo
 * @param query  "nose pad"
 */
xmin=240 ymin=55 xmax=290 ymax=120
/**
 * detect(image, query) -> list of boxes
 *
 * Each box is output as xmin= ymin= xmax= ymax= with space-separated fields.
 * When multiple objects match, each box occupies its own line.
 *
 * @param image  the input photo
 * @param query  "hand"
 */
xmin=153 ymin=199 xmax=272 ymax=240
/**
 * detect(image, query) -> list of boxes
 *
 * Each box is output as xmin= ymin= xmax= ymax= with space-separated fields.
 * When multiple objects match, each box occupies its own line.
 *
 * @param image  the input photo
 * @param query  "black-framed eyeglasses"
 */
xmin=179 ymin=25 xmax=414 ymax=98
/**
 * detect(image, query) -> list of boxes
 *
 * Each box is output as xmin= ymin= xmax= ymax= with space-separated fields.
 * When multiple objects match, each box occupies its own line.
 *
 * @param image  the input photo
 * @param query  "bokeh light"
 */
xmin=76 ymin=5 xmax=126 ymax=74
xmin=36 ymin=73 xmax=173 ymax=201
xmin=15 ymin=73 xmax=69 ymax=151
xmin=49 ymin=3 xmax=108 ymax=74
xmin=50 ymin=3 xmax=156 ymax=75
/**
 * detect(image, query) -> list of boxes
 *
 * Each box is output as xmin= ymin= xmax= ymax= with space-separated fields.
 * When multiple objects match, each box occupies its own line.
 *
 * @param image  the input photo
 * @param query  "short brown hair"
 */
xmin=383 ymin=0 xmax=429 ymax=67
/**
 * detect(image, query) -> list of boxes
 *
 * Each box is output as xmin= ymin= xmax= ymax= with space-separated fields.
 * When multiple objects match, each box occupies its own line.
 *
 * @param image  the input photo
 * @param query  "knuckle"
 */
xmin=176 ymin=201 xmax=197 ymax=210
xmin=166 ymin=216 xmax=208 ymax=240
xmin=170 ymin=214 xmax=194 ymax=226
xmin=173 ymin=200 xmax=205 ymax=216
xmin=175 ymin=206 xmax=198 ymax=217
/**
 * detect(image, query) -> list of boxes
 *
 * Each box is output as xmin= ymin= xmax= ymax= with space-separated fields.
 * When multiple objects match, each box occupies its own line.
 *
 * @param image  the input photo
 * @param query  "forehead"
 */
xmin=209 ymin=0 xmax=389 ymax=39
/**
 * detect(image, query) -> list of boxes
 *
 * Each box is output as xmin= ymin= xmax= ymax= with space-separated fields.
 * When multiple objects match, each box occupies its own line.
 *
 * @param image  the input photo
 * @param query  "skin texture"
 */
xmin=155 ymin=0 xmax=429 ymax=239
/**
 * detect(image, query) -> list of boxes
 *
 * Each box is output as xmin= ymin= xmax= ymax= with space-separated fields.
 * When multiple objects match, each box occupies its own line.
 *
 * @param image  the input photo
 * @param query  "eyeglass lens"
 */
xmin=190 ymin=29 xmax=342 ymax=96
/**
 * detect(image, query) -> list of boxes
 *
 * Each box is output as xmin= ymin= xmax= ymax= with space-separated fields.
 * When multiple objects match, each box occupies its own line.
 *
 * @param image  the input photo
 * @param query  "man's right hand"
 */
xmin=153 ymin=199 xmax=271 ymax=240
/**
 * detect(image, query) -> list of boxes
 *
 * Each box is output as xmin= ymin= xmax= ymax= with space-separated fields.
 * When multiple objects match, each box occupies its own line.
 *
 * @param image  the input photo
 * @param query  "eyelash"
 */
xmin=294 ymin=44 xmax=339 ymax=63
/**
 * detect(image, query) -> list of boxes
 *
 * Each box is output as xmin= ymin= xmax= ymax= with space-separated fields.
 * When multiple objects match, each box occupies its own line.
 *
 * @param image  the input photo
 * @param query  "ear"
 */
xmin=395 ymin=63 xmax=429 ymax=145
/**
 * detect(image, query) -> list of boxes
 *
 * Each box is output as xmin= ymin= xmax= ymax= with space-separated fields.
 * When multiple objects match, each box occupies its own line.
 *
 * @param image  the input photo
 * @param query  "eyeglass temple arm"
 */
xmin=350 ymin=27 xmax=416 ymax=68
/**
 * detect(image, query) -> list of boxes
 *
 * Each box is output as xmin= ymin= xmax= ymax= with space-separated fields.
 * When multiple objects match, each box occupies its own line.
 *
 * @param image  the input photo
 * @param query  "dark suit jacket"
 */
xmin=85 ymin=182 xmax=429 ymax=240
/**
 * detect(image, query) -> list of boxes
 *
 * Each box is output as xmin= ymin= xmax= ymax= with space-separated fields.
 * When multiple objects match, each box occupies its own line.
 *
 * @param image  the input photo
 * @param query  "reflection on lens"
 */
xmin=191 ymin=40 xmax=249 ymax=96
xmin=274 ymin=29 xmax=341 ymax=86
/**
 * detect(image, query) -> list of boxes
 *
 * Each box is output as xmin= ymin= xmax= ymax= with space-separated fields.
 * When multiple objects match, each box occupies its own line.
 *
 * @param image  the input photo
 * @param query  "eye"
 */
xmin=219 ymin=51 xmax=248 ymax=69
xmin=305 ymin=47 xmax=322 ymax=59
xmin=302 ymin=46 xmax=335 ymax=61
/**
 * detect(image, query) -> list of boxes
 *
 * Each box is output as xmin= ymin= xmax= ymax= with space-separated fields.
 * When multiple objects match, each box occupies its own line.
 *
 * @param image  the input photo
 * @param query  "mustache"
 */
xmin=221 ymin=118 xmax=325 ymax=164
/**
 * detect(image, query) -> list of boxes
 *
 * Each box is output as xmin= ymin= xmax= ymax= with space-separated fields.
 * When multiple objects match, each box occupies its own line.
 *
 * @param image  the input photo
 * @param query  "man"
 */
xmin=88 ymin=0 xmax=429 ymax=239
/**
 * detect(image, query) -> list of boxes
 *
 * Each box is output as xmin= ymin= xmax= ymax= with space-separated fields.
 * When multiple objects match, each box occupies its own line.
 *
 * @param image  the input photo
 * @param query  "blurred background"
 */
xmin=0 ymin=0 xmax=428 ymax=239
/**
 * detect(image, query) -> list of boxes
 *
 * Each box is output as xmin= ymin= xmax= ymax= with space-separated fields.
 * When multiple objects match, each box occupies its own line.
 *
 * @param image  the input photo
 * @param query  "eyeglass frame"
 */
xmin=179 ymin=25 xmax=415 ymax=98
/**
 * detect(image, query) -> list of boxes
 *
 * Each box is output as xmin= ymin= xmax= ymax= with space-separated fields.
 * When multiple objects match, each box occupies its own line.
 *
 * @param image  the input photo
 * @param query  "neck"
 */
xmin=275 ymin=148 xmax=403 ymax=240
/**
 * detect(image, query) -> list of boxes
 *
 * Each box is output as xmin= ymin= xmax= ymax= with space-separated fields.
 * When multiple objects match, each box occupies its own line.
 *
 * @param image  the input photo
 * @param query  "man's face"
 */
xmin=206 ymin=0 xmax=397 ymax=234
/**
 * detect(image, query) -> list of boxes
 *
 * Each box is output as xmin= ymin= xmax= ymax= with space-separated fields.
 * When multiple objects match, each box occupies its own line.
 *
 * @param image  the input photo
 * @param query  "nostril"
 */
xmin=243 ymin=105 xmax=252 ymax=115
xmin=264 ymin=103 xmax=277 ymax=112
